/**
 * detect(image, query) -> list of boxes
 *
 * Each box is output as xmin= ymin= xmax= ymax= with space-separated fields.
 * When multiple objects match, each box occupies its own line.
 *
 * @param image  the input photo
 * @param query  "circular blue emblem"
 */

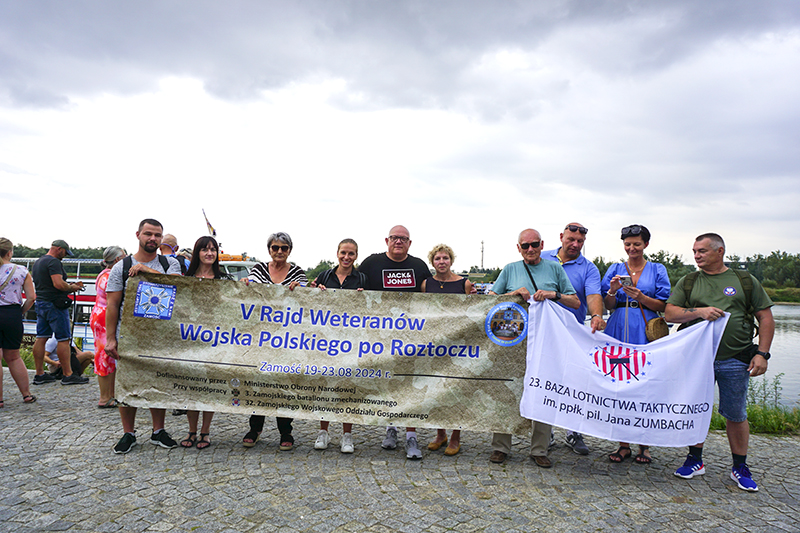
xmin=485 ymin=302 xmax=528 ymax=347
xmin=723 ymin=286 xmax=737 ymax=296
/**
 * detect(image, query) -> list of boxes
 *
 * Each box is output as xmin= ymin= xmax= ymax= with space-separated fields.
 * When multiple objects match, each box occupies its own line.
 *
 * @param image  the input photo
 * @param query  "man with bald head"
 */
xmin=488 ymin=228 xmax=579 ymax=467
xmin=358 ymin=225 xmax=432 ymax=458
xmin=543 ymin=223 xmax=605 ymax=456
xmin=159 ymin=234 xmax=189 ymax=274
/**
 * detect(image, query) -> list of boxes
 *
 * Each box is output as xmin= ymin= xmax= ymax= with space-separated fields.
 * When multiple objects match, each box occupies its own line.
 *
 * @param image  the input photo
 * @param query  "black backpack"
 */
xmin=120 ymin=255 xmax=172 ymax=303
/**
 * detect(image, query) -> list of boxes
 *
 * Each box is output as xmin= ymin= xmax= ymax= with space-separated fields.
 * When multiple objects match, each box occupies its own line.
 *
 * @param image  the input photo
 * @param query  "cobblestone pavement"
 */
xmin=1 ymin=372 xmax=799 ymax=533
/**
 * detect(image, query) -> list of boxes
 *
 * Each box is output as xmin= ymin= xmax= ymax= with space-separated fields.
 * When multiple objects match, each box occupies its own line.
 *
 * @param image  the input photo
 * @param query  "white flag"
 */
xmin=520 ymin=300 xmax=728 ymax=447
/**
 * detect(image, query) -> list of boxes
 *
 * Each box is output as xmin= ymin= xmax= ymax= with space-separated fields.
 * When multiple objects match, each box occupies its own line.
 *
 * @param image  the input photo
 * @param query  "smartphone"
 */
xmin=619 ymin=275 xmax=632 ymax=287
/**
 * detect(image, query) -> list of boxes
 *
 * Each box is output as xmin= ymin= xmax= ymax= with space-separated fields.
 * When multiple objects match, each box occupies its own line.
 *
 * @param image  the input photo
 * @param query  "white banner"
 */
xmin=521 ymin=300 xmax=728 ymax=447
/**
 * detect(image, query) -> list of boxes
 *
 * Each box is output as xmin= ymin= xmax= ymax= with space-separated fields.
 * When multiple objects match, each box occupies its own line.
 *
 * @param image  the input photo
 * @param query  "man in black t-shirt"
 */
xmin=358 ymin=225 xmax=432 ymax=459
xmin=31 ymin=239 xmax=88 ymax=386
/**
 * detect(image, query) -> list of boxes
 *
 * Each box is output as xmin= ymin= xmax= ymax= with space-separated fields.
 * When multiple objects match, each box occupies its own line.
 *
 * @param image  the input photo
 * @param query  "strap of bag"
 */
xmin=522 ymin=263 xmax=539 ymax=293
xmin=0 ymin=264 xmax=19 ymax=293
xmin=623 ymin=262 xmax=649 ymax=326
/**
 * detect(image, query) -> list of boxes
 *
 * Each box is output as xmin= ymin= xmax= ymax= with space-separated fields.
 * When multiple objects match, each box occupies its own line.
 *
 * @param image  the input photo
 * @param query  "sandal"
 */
xmin=635 ymin=446 xmax=652 ymax=464
xmin=279 ymin=434 xmax=294 ymax=451
xmin=243 ymin=430 xmax=260 ymax=448
xmin=609 ymin=445 xmax=632 ymax=463
xmin=196 ymin=433 xmax=211 ymax=450
xmin=180 ymin=432 xmax=197 ymax=448
xmin=23 ymin=395 xmax=37 ymax=404
xmin=97 ymin=398 xmax=117 ymax=408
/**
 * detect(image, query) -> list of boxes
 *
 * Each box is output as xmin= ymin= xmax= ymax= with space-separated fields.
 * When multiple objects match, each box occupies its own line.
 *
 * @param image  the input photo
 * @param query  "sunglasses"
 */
xmin=519 ymin=241 xmax=541 ymax=250
xmin=271 ymin=245 xmax=290 ymax=252
xmin=565 ymin=224 xmax=588 ymax=235
xmin=621 ymin=225 xmax=644 ymax=236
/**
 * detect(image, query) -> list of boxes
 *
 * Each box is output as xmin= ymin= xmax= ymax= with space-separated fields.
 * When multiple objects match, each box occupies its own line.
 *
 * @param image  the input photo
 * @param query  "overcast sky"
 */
xmin=2 ymin=1 xmax=798 ymax=270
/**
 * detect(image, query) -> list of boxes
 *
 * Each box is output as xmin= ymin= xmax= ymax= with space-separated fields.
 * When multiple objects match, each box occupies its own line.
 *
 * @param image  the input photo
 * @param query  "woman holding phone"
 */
xmin=602 ymin=224 xmax=670 ymax=464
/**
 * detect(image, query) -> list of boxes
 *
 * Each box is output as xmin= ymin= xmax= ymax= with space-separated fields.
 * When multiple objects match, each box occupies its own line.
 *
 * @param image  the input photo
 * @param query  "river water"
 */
xmin=765 ymin=304 xmax=800 ymax=406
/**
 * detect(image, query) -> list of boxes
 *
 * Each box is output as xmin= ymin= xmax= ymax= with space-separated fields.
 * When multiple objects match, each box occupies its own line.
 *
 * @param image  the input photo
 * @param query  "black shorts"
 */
xmin=0 ymin=304 xmax=24 ymax=350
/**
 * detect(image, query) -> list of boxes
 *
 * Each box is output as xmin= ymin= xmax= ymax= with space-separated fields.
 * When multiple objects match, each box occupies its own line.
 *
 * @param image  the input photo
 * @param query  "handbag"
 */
xmin=623 ymin=263 xmax=668 ymax=341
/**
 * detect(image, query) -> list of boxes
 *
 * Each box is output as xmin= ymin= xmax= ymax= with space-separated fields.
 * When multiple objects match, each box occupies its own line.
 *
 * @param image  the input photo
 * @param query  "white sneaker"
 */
xmin=341 ymin=433 xmax=354 ymax=454
xmin=314 ymin=430 xmax=329 ymax=450
xmin=406 ymin=437 xmax=422 ymax=460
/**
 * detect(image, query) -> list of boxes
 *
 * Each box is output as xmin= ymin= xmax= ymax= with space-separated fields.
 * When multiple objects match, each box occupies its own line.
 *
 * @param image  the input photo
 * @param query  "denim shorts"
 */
xmin=35 ymin=300 xmax=71 ymax=341
xmin=715 ymin=357 xmax=750 ymax=422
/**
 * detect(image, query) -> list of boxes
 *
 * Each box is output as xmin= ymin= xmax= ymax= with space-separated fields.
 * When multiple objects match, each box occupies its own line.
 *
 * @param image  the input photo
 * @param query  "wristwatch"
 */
xmin=554 ymin=291 xmax=561 ymax=301
xmin=756 ymin=350 xmax=771 ymax=360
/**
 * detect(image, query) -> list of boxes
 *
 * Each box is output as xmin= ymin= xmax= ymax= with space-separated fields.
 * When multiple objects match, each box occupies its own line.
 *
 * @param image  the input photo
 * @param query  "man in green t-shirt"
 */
xmin=665 ymin=233 xmax=774 ymax=492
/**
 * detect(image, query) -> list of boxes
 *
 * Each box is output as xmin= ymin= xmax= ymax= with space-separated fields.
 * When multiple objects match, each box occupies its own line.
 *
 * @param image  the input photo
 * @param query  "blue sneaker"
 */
xmin=730 ymin=463 xmax=758 ymax=492
xmin=674 ymin=454 xmax=705 ymax=478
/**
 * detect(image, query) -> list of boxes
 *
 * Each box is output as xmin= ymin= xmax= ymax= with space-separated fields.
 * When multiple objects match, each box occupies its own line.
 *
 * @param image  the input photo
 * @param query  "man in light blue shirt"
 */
xmin=543 ymin=222 xmax=606 ymax=456
xmin=488 ymin=228 xmax=579 ymax=468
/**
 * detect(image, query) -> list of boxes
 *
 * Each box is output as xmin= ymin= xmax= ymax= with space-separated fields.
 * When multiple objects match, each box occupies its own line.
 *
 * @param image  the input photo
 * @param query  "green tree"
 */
xmin=305 ymin=260 xmax=334 ymax=283
xmin=591 ymin=256 xmax=617 ymax=279
xmin=645 ymin=250 xmax=696 ymax=286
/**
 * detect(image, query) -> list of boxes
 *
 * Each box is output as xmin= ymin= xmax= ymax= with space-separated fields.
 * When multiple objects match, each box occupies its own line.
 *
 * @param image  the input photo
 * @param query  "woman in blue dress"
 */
xmin=602 ymin=224 xmax=670 ymax=464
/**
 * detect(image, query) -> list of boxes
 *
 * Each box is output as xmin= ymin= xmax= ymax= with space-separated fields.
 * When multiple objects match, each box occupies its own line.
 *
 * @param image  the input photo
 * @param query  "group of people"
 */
xmin=0 ymin=218 xmax=774 ymax=492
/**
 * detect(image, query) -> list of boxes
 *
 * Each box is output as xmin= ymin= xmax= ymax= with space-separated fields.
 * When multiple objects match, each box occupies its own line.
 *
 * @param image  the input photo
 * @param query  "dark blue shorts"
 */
xmin=35 ymin=300 xmax=71 ymax=341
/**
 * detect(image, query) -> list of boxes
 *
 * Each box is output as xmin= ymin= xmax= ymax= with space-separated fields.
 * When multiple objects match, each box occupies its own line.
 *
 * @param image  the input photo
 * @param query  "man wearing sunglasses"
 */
xmin=487 ymin=228 xmax=579 ymax=467
xmin=542 ymin=223 xmax=605 ymax=456
xmin=358 ymin=225 xmax=432 ymax=459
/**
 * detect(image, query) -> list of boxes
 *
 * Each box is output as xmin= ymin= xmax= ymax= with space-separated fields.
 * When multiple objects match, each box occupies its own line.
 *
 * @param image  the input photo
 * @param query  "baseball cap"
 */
xmin=52 ymin=239 xmax=75 ymax=256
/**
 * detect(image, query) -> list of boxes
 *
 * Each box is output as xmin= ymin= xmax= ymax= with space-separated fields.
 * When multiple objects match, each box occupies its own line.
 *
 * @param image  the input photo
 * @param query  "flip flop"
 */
xmin=97 ymin=398 xmax=118 ymax=408
xmin=23 ymin=395 xmax=37 ymax=403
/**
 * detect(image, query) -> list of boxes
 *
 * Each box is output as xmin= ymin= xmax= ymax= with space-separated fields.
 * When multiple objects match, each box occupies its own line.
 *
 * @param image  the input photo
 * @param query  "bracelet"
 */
xmin=606 ymin=291 xmax=616 ymax=297
xmin=591 ymin=314 xmax=601 ymax=319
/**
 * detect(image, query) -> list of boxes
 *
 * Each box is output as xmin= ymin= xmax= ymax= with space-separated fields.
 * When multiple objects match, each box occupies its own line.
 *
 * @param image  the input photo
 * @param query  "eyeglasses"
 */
xmin=565 ymin=225 xmax=588 ymax=235
xmin=519 ymin=241 xmax=541 ymax=250
xmin=388 ymin=235 xmax=410 ymax=243
xmin=270 ymin=245 xmax=290 ymax=252
xmin=621 ymin=225 xmax=644 ymax=236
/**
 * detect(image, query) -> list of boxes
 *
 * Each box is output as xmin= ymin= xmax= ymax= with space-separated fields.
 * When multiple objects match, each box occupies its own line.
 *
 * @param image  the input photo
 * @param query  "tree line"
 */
xmin=15 ymin=243 xmax=800 ymax=291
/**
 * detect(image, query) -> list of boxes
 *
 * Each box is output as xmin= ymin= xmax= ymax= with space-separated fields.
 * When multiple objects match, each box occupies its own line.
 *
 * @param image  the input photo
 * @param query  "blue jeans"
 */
xmin=35 ymin=300 xmax=71 ymax=341
xmin=715 ymin=358 xmax=750 ymax=422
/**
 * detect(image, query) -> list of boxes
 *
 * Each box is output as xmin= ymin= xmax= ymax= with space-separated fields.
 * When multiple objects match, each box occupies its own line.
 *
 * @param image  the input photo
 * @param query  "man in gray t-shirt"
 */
xmin=106 ymin=218 xmax=181 ymax=454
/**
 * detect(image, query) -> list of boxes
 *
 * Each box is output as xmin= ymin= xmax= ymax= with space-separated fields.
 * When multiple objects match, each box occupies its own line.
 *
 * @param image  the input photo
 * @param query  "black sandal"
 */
xmin=23 ymin=395 xmax=37 ymax=403
xmin=243 ymin=430 xmax=260 ymax=448
xmin=196 ymin=433 xmax=211 ymax=450
xmin=635 ymin=446 xmax=652 ymax=464
xmin=279 ymin=434 xmax=294 ymax=451
xmin=609 ymin=445 xmax=631 ymax=462
xmin=180 ymin=432 xmax=197 ymax=448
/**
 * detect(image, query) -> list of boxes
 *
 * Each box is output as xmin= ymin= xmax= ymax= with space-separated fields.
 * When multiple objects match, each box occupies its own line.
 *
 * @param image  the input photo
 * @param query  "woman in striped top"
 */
xmin=242 ymin=232 xmax=307 ymax=451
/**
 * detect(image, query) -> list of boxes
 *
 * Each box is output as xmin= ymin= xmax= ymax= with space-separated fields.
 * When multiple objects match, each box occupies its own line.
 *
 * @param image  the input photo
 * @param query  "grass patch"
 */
xmin=710 ymin=373 xmax=800 ymax=434
xmin=765 ymin=287 xmax=800 ymax=303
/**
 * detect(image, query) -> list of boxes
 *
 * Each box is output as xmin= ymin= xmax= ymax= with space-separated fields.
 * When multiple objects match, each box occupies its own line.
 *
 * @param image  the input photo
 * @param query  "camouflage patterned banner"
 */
xmin=117 ymin=273 xmax=530 ymax=434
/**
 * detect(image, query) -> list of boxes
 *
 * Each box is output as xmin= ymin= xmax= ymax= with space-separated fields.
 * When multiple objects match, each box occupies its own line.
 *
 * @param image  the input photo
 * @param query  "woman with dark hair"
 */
xmin=602 ymin=224 xmax=670 ymax=464
xmin=0 ymin=237 xmax=37 ymax=406
xmin=311 ymin=238 xmax=367 ymax=453
xmin=242 ymin=232 xmax=307 ymax=450
xmin=421 ymin=244 xmax=473 ymax=456
xmin=181 ymin=236 xmax=230 ymax=450
xmin=91 ymin=245 xmax=127 ymax=408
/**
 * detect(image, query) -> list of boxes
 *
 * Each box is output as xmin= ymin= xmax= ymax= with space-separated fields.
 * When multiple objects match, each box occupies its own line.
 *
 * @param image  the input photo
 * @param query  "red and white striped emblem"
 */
xmin=593 ymin=345 xmax=647 ymax=381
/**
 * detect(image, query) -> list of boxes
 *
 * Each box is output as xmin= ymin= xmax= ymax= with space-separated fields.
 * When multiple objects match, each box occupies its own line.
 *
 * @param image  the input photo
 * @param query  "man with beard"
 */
xmin=105 ymin=219 xmax=182 ymax=454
